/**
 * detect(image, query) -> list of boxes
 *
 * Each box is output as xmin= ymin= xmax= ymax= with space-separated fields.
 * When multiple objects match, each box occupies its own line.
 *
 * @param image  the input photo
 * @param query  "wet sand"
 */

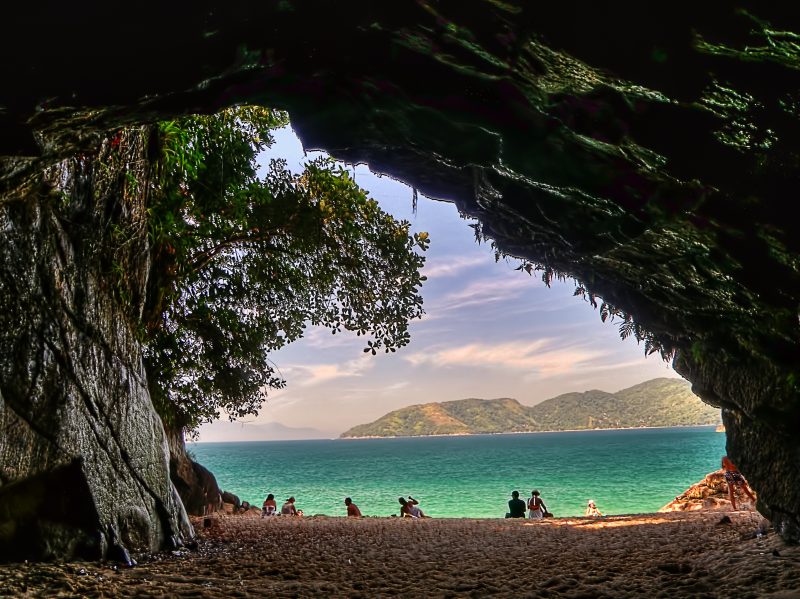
xmin=1 ymin=511 xmax=798 ymax=598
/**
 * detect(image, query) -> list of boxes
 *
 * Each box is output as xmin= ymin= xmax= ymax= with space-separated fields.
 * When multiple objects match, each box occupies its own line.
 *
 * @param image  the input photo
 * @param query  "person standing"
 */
xmin=721 ymin=456 xmax=757 ymax=510
xmin=506 ymin=490 xmax=527 ymax=518
xmin=528 ymin=490 xmax=547 ymax=519
xmin=345 ymin=497 xmax=362 ymax=517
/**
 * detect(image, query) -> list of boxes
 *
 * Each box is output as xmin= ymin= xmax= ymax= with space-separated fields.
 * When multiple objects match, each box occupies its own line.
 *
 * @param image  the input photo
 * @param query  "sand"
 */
xmin=1 ymin=511 xmax=798 ymax=598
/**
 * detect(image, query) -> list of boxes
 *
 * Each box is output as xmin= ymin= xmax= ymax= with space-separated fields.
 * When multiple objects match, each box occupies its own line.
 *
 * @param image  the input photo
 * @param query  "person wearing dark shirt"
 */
xmin=506 ymin=490 xmax=526 ymax=518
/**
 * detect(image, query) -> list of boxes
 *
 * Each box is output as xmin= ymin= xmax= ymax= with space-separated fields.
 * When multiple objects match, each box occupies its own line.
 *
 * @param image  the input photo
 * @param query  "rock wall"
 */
xmin=0 ymin=128 xmax=192 ymax=561
xmin=675 ymin=352 xmax=800 ymax=540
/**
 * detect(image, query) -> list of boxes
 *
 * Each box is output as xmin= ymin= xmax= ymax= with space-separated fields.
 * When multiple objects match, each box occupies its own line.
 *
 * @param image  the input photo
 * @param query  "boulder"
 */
xmin=222 ymin=492 xmax=241 ymax=510
xmin=166 ymin=429 xmax=222 ymax=516
xmin=660 ymin=470 xmax=757 ymax=513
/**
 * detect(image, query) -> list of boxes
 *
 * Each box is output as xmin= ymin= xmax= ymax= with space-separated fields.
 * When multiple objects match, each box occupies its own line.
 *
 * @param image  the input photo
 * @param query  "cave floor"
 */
xmin=0 ymin=511 xmax=798 ymax=597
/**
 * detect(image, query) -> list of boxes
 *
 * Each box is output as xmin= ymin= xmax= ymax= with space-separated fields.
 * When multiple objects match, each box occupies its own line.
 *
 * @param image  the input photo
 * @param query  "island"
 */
xmin=340 ymin=378 xmax=721 ymax=438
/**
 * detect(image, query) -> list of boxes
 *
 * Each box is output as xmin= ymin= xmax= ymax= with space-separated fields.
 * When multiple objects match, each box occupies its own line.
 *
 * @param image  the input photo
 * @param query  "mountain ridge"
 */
xmin=340 ymin=378 xmax=721 ymax=438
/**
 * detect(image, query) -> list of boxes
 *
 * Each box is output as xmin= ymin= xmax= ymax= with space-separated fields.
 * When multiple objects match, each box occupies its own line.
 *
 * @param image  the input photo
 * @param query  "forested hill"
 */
xmin=340 ymin=378 xmax=721 ymax=438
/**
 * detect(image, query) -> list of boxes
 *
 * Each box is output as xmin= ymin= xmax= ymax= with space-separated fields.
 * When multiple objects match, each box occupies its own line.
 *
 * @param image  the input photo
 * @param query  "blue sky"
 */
xmin=198 ymin=126 xmax=680 ymax=441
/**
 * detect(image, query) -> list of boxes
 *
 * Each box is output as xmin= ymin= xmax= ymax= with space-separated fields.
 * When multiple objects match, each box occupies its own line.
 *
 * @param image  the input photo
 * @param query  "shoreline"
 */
xmin=2 ymin=510 xmax=795 ymax=597
xmin=191 ymin=426 xmax=725 ymax=520
xmin=338 ymin=423 xmax=721 ymax=441
xmin=193 ymin=423 xmax=722 ymax=444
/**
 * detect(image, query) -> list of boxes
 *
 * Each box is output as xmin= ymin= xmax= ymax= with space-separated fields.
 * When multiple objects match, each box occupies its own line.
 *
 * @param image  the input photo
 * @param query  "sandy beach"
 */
xmin=1 ymin=511 xmax=798 ymax=598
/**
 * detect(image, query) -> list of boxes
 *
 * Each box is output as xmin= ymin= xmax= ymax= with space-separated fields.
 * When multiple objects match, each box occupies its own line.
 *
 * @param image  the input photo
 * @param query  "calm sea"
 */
xmin=189 ymin=426 xmax=725 ymax=519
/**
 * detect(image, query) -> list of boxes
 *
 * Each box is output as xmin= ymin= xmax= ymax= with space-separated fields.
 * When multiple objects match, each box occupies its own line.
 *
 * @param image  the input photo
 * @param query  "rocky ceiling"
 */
xmin=2 ymin=2 xmax=800 ymax=544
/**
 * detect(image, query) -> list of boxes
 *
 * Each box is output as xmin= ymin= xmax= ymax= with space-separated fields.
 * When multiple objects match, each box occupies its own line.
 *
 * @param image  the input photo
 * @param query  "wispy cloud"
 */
xmin=428 ymin=276 xmax=533 ymax=315
xmin=404 ymin=338 xmax=603 ymax=377
xmin=381 ymin=381 xmax=410 ymax=394
xmin=528 ymin=356 xmax=675 ymax=380
xmin=422 ymin=255 xmax=486 ymax=279
xmin=280 ymin=356 xmax=374 ymax=388
xmin=301 ymin=325 xmax=366 ymax=350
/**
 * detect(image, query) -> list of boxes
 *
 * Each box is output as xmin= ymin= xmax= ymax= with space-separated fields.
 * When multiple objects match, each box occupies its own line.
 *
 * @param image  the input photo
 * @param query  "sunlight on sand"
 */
xmin=525 ymin=515 xmax=676 ymax=529
xmin=1 ymin=511 xmax=797 ymax=598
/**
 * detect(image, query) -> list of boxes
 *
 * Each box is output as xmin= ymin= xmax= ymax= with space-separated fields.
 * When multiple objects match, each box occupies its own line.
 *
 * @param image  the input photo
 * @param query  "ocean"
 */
xmin=189 ymin=426 xmax=725 ymax=519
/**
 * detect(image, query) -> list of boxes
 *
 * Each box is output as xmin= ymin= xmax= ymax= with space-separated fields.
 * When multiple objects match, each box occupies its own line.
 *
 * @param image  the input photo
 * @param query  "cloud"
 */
xmin=280 ymin=356 xmax=374 ymax=388
xmin=404 ymin=338 xmax=603 ymax=377
xmin=381 ymin=381 xmax=410 ymax=394
xmin=422 ymin=255 xmax=486 ymax=279
xmin=301 ymin=325 xmax=366 ymax=350
xmin=428 ymin=276 xmax=533 ymax=315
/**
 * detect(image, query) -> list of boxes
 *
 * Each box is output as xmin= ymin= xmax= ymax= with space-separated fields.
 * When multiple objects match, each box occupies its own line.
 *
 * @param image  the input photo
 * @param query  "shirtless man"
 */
xmin=721 ymin=456 xmax=757 ymax=510
xmin=345 ymin=497 xmax=362 ymax=517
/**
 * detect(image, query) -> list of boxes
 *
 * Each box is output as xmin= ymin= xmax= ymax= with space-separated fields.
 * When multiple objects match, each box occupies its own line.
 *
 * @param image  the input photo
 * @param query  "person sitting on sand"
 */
xmin=345 ymin=497 xmax=362 ymax=518
xmin=506 ymin=491 xmax=527 ymax=518
xmin=281 ymin=497 xmax=299 ymax=516
xmin=406 ymin=496 xmax=428 ymax=518
xmin=262 ymin=494 xmax=277 ymax=517
xmin=398 ymin=497 xmax=415 ymax=517
xmin=527 ymin=490 xmax=548 ymax=520
xmin=585 ymin=499 xmax=603 ymax=517
xmin=721 ymin=456 xmax=757 ymax=511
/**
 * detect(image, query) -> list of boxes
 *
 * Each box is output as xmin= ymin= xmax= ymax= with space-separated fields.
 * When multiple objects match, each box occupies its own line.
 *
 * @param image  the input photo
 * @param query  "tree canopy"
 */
xmin=144 ymin=107 xmax=429 ymax=433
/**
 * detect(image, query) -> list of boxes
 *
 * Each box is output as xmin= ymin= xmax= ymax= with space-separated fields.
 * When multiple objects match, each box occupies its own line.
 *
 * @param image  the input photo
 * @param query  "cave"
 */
xmin=1 ymin=3 xmax=799 ymax=560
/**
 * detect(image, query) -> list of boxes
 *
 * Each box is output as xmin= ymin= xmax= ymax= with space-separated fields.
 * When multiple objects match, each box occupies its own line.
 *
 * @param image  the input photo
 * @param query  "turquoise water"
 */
xmin=189 ymin=426 xmax=725 ymax=519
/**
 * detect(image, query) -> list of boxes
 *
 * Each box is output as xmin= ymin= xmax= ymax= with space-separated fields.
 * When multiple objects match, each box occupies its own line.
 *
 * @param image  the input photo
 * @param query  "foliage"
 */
xmin=145 ymin=107 xmax=429 ymax=432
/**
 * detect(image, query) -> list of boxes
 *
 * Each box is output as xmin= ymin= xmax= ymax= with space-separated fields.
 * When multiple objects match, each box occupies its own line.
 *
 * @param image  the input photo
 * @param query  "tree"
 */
xmin=144 ymin=107 xmax=429 ymax=434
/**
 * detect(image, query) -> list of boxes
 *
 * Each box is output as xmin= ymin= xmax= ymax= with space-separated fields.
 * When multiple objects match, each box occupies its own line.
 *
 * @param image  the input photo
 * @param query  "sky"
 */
xmin=197 ymin=125 xmax=681 ymax=441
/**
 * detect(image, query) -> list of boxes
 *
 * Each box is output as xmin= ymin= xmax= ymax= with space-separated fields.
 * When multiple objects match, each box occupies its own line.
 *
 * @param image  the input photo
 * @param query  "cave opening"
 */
xmin=2 ymin=4 xmax=800 ymax=569
xmin=177 ymin=111 xmax=724 ymax=520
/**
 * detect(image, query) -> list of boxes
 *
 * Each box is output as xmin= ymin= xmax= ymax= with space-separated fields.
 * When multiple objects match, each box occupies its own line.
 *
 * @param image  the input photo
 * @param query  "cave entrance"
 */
xmin=247 ymin=123 xmax=684 ymax=435
xmin=183 ymin=113 xmax=723 ymax=519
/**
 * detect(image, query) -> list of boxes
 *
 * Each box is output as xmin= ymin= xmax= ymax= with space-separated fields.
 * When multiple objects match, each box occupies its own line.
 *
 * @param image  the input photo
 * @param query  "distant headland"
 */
xmin=340 ymin=378 xmax=721 ymax=438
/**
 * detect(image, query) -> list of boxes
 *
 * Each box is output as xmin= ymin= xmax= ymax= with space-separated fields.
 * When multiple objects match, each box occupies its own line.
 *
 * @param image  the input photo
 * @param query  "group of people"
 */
xmin=398 ymin=496 xmax=428 ymax=518
xmin=260 ymin=495 xmax=426 ymax=518
xmin=506 ymin=489 xmax=553 ymax=519
xmin=506 ymin=490 xmax=602 ymax=519
xmin=260 ymin=456 xmax=755 ymax=521
xmin=503 ymin=456 xmax=755 ymax=520
xmin=261 ymin=494 xmax=305 ymax=517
